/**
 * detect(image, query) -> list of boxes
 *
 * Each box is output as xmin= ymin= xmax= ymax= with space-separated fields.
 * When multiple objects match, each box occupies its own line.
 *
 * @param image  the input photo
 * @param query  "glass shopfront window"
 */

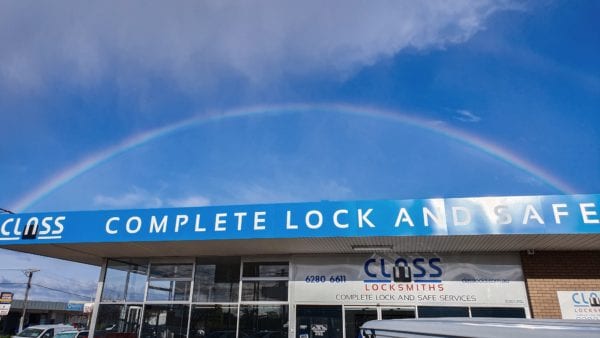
xmin=241 ymin=261 xmax=289 ymax=302
xmin=243 ymin=262 xmax=289 ymax=278
xmin=150 ymin=263 xmax=194 ymax=278
xmin=141 ymin=304 xmax=189 ymax=338
xmin=417 ymin=306 xmax=469 ymax=318
xmin=96 ymin=258 xmax=292 ymax=337
xmin=147 ymin=263 xmax=193 ymax=302
xmin=194 ymin=257 xmax=240 ymax=303
xmin=95 ymin=304 xmax=142 ymax=338
xmin=239 ymin=305 xmax=289 ymax=338
xmin=239 ymin=261 xmax=290 ymax=338
xmin=147 ymin=279 xmax=192 ymax=301
xmin=95 ymin=255 xmax=529 ymax=337
xmin=344 ymin=307 xmax=377 ymax=338
xmin=381 ymin=307 xmax=416 ymax=319
xmin=470 ymin=307 xmax=526 ymax=318
xmin=189 ymin=305 xmax=238 ymax=338
xmin=101 ymin=259 xmax=148 ymax=302
xmin=296 ymin=305 xmax=342 ymax=338
xmin=241 ymin=281 xmax=288 ymax=302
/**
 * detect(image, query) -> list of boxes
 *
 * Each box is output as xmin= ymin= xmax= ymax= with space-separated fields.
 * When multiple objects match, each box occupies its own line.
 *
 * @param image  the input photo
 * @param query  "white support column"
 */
xmin=88 ymin=258 xmax=108 ymax=337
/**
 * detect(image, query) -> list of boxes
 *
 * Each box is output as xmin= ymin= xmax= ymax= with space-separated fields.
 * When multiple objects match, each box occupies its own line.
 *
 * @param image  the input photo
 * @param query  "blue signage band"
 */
xmin=0 ymin=194 xmax=598 ymax=245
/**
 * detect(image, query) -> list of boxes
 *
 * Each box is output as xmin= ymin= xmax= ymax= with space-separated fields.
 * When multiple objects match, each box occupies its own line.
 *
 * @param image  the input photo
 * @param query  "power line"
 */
xmin=0 ymin=207 xmax=14 ymax=214
xmin=32 ymin=284 xmax=94 ymax=300
xmin=0 ymin=282 xmax=94 ymax=299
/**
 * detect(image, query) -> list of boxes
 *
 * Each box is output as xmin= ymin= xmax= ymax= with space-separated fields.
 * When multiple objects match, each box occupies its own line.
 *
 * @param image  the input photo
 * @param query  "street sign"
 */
xmin=67 ymin=302 xmax=84 ymax=311
xmin=0 ymin=292 xmax=13 ymax=316
xmin=0 ymin=303 xmax=10 ymax=316
xmin=0 ymin=292 xmax=13 ymax=304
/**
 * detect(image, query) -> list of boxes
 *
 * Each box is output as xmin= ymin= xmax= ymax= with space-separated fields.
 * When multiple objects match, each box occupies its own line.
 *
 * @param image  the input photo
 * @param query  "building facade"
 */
xmin=0 ymin=300 xmax=89 ymax=334
xmin=1 ymin=193 xmax=599 ymax=337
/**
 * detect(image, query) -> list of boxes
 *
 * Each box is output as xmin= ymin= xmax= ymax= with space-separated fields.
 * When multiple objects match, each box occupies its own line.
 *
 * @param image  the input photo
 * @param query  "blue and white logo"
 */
xmin=0 ymin=216 xmax=65 ymax=241
xmin=363 ymin=257 xmax=443 ymax=283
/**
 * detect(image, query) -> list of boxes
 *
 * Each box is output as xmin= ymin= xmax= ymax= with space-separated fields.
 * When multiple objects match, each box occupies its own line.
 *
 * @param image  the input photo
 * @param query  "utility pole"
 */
xmin=18 ymin=269 xmax=40 ymax=333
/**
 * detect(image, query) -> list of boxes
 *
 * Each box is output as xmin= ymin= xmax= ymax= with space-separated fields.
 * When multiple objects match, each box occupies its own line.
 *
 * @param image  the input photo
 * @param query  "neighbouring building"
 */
xmin=0 ymin=300 xmax=89 ymax=334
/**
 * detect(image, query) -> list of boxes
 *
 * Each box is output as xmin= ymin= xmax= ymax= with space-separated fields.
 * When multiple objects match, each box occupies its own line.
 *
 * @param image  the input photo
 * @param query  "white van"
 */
xmin=12 ymin=324 xmax=76 ymax=338
xmin=360 ymin=318 xmax=600 ymax=338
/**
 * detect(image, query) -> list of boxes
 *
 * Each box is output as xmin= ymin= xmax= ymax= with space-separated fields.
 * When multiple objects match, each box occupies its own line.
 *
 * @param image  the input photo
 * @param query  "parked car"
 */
xmin=12 ymin=324 xmax=76 ymax=338
xmin=54 ymin=330 xmax=89 ymax=338
xmin=360 ymin=318 xmax=600 ymax=338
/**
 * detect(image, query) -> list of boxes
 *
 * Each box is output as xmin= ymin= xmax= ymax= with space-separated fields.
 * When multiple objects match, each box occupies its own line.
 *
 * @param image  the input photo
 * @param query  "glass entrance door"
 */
xmin=344 ymin=307 xmax=377 ymax=338
xmin=295 ymin=306 xmax=416 ymax=338
xmin=343 ymin=306 xmax=415 ymax=338
xmin=296 ymin=305 xmax=343 ymax=338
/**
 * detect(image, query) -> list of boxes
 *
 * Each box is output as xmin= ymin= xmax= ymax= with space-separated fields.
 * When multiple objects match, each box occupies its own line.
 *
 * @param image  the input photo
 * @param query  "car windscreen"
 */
xmin=17 ymin=328 xmax=44 ymax=337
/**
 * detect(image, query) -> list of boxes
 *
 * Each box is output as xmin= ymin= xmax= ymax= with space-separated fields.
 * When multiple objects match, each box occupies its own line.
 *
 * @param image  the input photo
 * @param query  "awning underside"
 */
xmin=2 ymin=234 xmax=599 ymax=266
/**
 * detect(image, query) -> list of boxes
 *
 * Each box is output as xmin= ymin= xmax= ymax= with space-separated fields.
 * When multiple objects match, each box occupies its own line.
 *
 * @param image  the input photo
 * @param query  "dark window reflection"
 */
xmin=242 ymin=281 xmax=288 ymax=301
xmin=417 ymin=306 xmax=469 ymax=318
xmin=102 ymin=259 xmax=148 ymax=302
xmin=189 ymin=305 xmax=238 ymax=338
xmin=147 ymin=280 xmax=192 ymax=301
xmin=194 ymin=257 xmax=240 ymax=302
xmin=344 ymin=308 xmax=377 ymax=338
xmin=95 ymin=304 xmax=142 ymax=338
xmin=381 ymin=307 xmax=415 ymax=319
xmin=150 ymin=263 xmax=193 ymax=278
xmin=141 ymin=304 xmax=189 ymax=338
xmin=239 ymin=305 xmax=288 ymax=338
xmin=471 ymin=307 xmax=526 ymax=318
xmin=243 ymin=262 xmax=288 ymax=278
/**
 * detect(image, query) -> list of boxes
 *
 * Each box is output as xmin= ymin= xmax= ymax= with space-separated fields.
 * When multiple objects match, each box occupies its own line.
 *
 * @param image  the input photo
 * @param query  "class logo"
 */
xmin=363 ymin=257 xmax=443 ymax=283
xmin=0 ymin=216 xmax=65 ymax=241
xmin=572 ymin=292 xmax=600 ymax=307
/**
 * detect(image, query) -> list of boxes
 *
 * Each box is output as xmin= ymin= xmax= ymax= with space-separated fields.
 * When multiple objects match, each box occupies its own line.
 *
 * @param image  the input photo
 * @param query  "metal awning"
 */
xmin=2 ymin=194 xmax=598 ymax=265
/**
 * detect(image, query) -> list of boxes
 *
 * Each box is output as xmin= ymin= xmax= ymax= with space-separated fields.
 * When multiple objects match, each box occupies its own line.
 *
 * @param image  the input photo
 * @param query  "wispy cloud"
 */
xmin=93 ymin=187 xmax=163 ymax=209
xmin=225 ymin=179 xmax=354 ymax=205
xmin=94 ymin=187 xmax=211 ymax=209
xmin=454 ymin=109 xmax=482 ymax=122
xmin=167 ymin=195 xmax=211 ymax=207
xmin=0 ymin=1 xmax=517 ymax=92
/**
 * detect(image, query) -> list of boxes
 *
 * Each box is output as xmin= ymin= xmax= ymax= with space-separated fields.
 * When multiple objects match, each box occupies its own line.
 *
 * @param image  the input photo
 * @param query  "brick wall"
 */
xmin=520 ymin=251 xmax=600 ymax=318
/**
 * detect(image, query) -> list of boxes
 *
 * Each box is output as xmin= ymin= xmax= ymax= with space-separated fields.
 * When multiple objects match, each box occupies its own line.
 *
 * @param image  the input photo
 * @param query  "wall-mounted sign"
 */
xmin=67 ymin=302 xmax=85 ymax=311
xmin=557 ymin=291 xmax=600 ymax=320
xmin=0 ymin=292 xmax=13 ymax=304
xmin=291 ymin=254 xmax=529 ymax=308
xmin=83 ymin=303 xmax=94 ymax=314
xmin=0 ymin=194 xmax=598 ymax=245
xmin=311 ymin=324 xmax=328 ymax=337
xmin=0 ymin=304 xmax=10 ymax=316
xmin=0 ymin=292 xmax=13 ymax=316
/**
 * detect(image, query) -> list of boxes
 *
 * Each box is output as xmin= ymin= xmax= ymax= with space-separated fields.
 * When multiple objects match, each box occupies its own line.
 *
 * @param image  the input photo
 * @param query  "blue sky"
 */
xmin=0 ymin=1 xmax=598 ymax=301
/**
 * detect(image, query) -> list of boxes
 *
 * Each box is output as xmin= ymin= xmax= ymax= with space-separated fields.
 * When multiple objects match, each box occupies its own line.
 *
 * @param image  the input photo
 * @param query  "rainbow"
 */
xmin=11 ymin=104 xmax=576 ymax=212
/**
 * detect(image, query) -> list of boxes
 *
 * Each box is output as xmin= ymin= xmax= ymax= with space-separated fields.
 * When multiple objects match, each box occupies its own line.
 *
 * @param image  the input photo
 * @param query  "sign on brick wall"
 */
xmin=557 ymin=291 xmax=600 ymax=320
